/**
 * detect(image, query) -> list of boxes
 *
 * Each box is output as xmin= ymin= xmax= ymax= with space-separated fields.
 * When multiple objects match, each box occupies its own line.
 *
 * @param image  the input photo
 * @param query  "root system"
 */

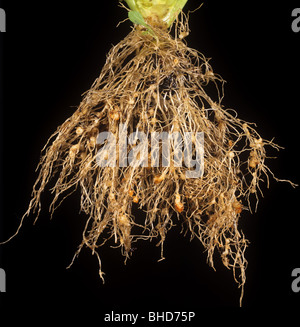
xmin=3 ymin=14 xmax=294 ymax=305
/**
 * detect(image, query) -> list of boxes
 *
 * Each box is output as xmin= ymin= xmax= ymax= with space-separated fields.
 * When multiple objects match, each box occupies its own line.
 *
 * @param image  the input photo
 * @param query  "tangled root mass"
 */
xmin=6 ymin=16 xmax=293 ymax=303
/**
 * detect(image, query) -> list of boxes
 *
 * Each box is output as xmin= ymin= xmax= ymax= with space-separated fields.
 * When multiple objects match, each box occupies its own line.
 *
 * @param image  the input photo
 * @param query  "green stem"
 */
xmin=124 ymin=0 xmax=188 ymax=26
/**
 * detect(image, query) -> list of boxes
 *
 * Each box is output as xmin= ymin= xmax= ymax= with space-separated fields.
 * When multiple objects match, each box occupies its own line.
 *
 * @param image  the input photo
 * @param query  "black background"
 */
xmin=0 ymin=0 xmax=300 ymax=320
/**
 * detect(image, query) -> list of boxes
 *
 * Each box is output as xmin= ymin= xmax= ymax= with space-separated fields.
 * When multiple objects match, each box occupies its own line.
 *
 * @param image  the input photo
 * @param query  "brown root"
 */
xmin=3 ymin=15 xmax=295 ymax=305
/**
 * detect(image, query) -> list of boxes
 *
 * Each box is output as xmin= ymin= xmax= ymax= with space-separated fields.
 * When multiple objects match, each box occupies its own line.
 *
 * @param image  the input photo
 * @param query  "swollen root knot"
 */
xmin=175 ymin=194 xmax=184 ymax=213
